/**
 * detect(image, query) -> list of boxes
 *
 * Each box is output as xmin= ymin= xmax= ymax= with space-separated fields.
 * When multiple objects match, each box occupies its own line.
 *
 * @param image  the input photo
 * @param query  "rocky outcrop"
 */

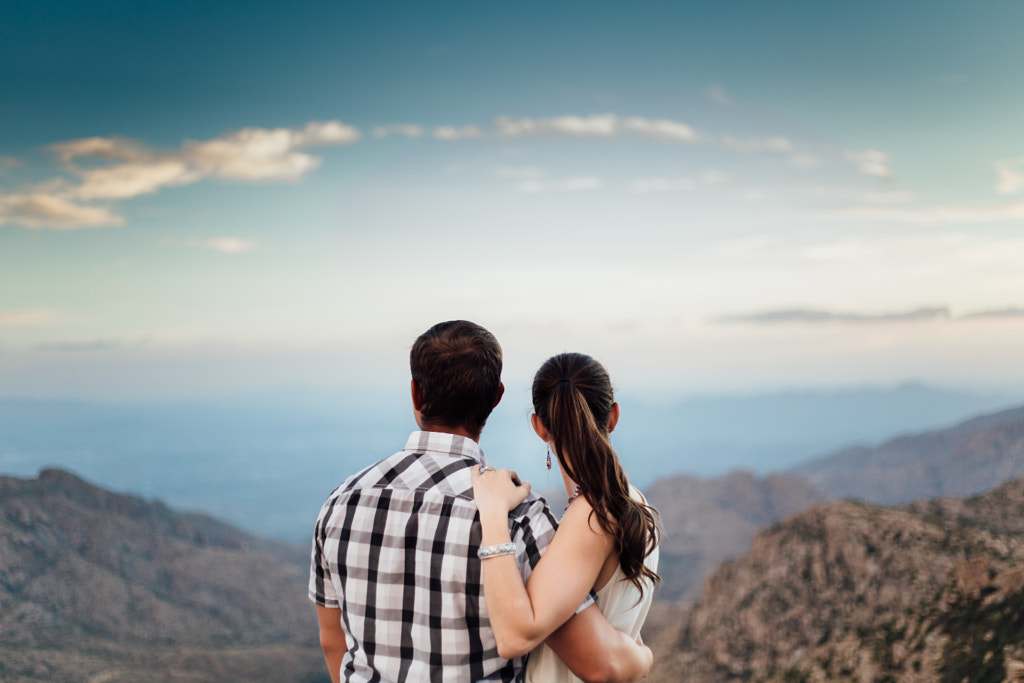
xmin=646 ymin=478 xmax=1024 ymax=682
xmin=645 ymin=470 xmax=827 ymax=602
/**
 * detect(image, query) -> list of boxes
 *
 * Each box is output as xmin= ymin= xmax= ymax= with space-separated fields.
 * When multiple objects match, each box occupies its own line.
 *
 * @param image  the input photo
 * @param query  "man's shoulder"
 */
xmin=318 ymin=444 xmax=478 ymax=510
xmin=508 ymin=491 xmax=559 ymax=534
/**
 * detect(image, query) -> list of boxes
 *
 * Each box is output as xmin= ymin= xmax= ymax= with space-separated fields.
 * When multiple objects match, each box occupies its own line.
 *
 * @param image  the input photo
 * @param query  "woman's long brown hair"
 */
xmin=532 ymin=353 xmax=660 ymax=596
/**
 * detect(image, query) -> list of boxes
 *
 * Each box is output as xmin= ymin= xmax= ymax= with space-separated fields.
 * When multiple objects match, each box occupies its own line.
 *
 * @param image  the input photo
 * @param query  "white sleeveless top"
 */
xmin=524 ymin=486 xmax=659 ymax=683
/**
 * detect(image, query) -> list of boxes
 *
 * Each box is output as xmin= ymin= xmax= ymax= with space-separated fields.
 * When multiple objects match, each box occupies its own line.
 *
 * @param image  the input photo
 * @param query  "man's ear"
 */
xmin=493 ymin=381 xmax=505 ymax=408
xmin=411 ymin=379 xmax=423 ymax=411
xmin=607 ymin=402 xmax=620 ymax=434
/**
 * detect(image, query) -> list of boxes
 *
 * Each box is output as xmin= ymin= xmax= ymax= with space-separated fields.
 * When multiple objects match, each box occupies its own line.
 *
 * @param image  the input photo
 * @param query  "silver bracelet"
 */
xmin=477 ymin=542 xmax=516 ymax=559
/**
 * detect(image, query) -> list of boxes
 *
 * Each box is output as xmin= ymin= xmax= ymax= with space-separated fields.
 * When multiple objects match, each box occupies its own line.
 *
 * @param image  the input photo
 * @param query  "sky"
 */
xmin=2 ymin=0 xmax=1024 ymax=402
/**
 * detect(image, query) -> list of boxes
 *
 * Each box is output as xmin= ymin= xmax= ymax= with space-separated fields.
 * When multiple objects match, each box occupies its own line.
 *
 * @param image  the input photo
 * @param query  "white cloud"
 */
xmin=52 ymin=120 xmax=361 ymax=199
xmin=0 ymin=192 xmax=123 ymax=229
xmin=493 ymin=114 xmax=697 ymax=143
xmin=186 ymin=237 xmax=260 ymax=254
xmin=706 ymin=85 xmax=733 ymax=106
xmin=0 ymin=155 xmax=20 ymax=167
xmin=0 ymin=309 xmax=54 ymax=326
xmin=76 ymin=159 xmax=200 ymax=200
xmin=845 ymin=149 xmax=893 ymax=179
xmin=496 ymin=114 xmax=619 ymax=137
xmin=621 ymin=117 xmax=697 ymax=142
xmin=994 ymin=159 xmax=1024 ymax=195
xmin=433 ymin=125 xmax=482 ymax=140
xmin=372 ymin=124 xmax=424 ymax=139
xmin=722 ymin=135 xmax=793 ymax=153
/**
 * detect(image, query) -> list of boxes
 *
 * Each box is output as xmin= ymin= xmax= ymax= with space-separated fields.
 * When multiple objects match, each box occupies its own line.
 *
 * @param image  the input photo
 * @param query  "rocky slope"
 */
xmin=645 ymin=470 xmax=826 ymax=602
xmin=0 ymin=469 xmax=325 ymax=682
xmin=646 ymin=478 xmax=1024 ymax=682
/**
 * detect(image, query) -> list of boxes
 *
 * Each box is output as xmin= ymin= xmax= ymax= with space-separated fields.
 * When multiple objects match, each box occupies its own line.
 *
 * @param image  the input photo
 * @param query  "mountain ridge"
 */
xmin=0 ymin=468 xmax=325 ymax=682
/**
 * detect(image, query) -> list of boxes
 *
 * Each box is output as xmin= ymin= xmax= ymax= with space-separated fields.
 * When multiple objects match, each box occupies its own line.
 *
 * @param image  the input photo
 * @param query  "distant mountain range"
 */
xmin=0 ymin=469 xmax=325 ymax=683
xmin=645 ymin=477 xmax=1024 ymax=682
xmin=791 ymin=403 xmax=1024 ymax=505
xmin=0 ymin=383 xmax=1016 ymax=544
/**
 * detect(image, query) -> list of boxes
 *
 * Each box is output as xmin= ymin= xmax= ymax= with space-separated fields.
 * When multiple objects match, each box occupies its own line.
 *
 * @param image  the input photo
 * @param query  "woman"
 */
xmin=472 ymin=352 xmax=661 ymax=682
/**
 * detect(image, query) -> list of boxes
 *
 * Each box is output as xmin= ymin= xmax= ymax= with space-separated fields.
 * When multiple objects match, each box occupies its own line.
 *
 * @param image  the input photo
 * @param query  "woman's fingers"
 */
xmin=471 ymin=466 xmax=532 ymax=510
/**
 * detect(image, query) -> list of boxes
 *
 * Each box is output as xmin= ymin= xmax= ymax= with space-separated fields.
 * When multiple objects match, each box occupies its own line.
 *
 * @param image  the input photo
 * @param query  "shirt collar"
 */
xmin=405 ymin=430 xmax=487 ymax=466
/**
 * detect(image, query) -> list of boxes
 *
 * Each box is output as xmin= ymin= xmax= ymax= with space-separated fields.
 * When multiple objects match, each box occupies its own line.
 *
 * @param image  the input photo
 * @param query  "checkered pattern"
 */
xmin=310 ymin=431 xmax=560 ymax=682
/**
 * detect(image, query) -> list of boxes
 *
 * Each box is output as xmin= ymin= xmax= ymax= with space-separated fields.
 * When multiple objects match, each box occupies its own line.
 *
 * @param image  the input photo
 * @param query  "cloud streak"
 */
xmin=491 ymin=114 xmax=697 ymax=143
xmin=0 ymin=193 xmax=122 ymax=229
xmin=715 ymin=307 xmax=951 ymax=324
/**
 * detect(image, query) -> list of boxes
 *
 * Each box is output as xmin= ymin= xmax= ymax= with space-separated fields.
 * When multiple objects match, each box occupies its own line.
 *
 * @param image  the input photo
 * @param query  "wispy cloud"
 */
xmin=715 ymin=307 xmax=951 ymax=325
xmin=0 ymin=155 xmax=20 ymax=167
xmin=0 ymin=193 xmax=123 ymax=229
xmin=491 ymin=114 xmax=696 ymax=143
xmin=994 ymin=159 xmax=1024 ymax=195
xmin=845 ymin=149 xmax=893 ymax=179
xmin=722 ymin=136 xmax=792 ymax=153
xmin=1 ymin=121 xmax=361 ymax=230
xmin=0 ymin=309 xmax=54 ymax=326
xmin=54 ymin=121 xmax=360 ymax=195
xmin=960 ymin=307 xmax=1024 ymax=320
xmin=372 ymin=124 xmax=424 ymax=139
xmin=185 ymin=237 xmax=260 ymax=254
xmin=433 ymin=125 xmax=482 ymax=140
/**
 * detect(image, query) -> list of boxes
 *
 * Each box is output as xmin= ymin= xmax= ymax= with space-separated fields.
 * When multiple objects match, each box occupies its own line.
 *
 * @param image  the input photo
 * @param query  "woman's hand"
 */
xmin=472 ymin=465 xmax=531 ymax=517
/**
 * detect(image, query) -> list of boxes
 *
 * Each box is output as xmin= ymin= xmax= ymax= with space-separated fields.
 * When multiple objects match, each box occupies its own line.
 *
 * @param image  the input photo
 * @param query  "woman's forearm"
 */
xmin=478 ymin=508 xmax=547 ymax=657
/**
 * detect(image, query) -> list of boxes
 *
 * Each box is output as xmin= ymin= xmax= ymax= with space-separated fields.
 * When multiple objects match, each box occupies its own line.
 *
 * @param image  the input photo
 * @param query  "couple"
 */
xmin=309 ymin=320 xmax=661 ymax=682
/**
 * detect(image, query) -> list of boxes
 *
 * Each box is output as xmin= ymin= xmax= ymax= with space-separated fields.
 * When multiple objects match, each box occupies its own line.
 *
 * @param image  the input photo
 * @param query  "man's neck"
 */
xmin=419 ymin=422 xmax=479 ymax=442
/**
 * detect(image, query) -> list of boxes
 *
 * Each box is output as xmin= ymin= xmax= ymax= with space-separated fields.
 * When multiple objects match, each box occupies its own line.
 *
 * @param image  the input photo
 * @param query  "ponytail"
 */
xmin=533 ymin=353 xmax=660 ymax=596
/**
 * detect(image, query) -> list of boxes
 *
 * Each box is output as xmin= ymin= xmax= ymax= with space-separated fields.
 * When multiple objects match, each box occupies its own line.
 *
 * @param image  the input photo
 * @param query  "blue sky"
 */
xmin=2 ymin=1 xmax=1024 ymax=401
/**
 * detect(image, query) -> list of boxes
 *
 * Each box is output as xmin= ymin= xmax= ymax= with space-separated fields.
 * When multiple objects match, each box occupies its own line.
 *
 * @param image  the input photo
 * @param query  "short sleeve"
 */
xmin=309 ymin=510 xmax=339 ymax=608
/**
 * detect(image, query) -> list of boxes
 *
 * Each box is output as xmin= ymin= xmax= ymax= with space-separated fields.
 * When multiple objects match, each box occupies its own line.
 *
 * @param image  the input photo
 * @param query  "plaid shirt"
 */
xmin=310 ymin=431 xmax=564 ymax=682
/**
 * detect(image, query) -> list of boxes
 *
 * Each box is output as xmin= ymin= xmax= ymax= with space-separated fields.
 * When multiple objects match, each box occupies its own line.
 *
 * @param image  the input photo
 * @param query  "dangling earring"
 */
xmin=546 ymin=447 xmax=552 ymax=470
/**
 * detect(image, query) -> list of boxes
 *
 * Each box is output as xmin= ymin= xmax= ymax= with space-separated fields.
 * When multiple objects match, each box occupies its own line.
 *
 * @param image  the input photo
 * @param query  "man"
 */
xmin=310 ymin=320 xmax=651 ymax=682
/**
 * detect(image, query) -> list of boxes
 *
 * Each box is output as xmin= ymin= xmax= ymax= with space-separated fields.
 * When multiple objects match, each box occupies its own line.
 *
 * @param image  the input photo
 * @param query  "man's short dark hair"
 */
xmin=410 ymin=320 xmax=502 ymax=438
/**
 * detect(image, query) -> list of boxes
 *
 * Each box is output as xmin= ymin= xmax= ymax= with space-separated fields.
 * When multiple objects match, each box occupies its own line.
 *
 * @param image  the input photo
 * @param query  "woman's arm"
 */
xmin=546 ymin=607 xmax=653 ymax=683
xmin=473 ymin=467 xmax=615 ymax=658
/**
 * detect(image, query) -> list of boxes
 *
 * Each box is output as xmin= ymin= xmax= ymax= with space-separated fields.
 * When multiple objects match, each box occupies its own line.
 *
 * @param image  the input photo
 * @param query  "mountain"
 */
xmin=0 ymin=469 xmax=326 ymax=683
xmin=644 ymin=470 xmax=827 ymax=602
xmin=645 ymin=478 xmax=1024 ymax=682
xmin=791 ymin=404 xmax=1024 ymax=505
